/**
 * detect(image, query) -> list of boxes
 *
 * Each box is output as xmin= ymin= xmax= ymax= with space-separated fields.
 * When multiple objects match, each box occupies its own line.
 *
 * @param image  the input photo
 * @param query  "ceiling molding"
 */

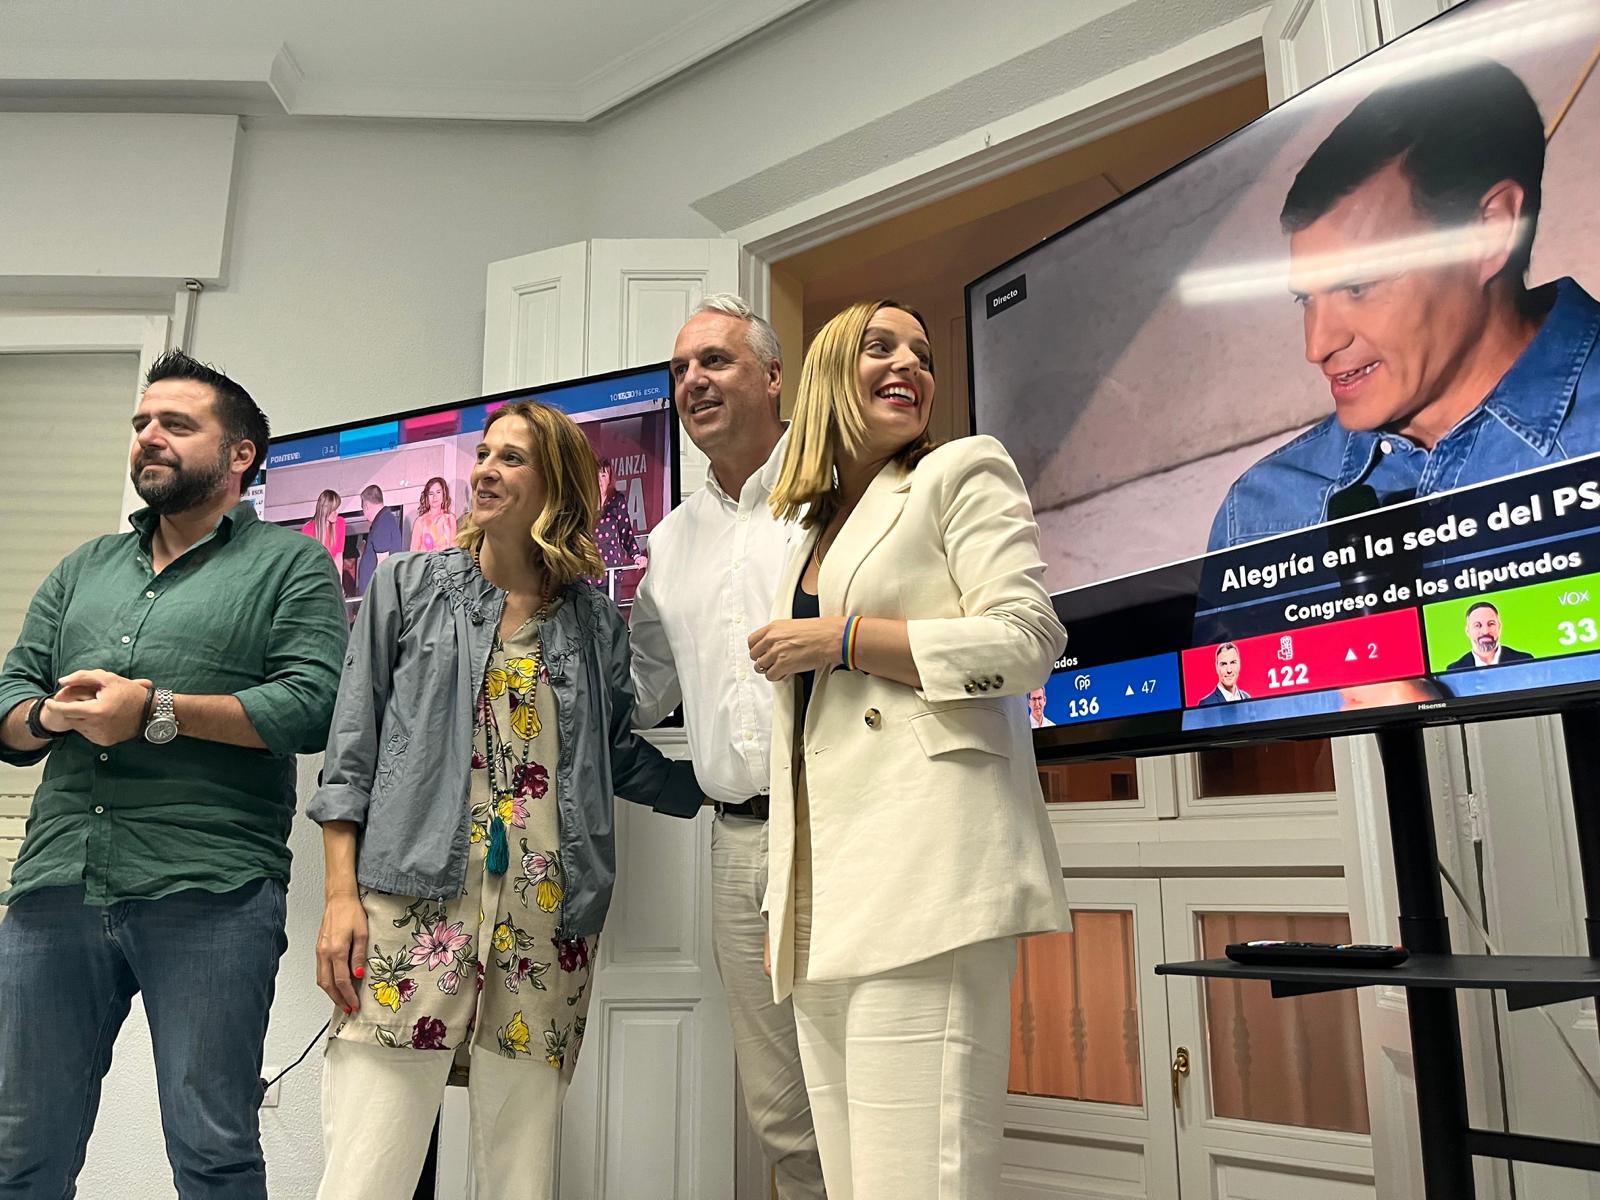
xmin=0 ymin=0 xmax=818 ymax=123
xmin=735 ymin=21 xmax=1266 ymax=260
xmin=266 ymin=44 xmax=304 ymax=114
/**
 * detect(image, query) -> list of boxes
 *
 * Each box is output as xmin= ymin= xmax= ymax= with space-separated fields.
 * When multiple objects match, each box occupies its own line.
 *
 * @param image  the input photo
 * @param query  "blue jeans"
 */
xmin=0 ymin=879 xmax=288 ymax=1199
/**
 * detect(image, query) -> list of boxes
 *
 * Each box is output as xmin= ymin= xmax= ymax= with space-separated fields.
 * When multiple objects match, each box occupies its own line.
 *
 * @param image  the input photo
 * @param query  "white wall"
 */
xmin=189 ymin=117 xmax=592 ymax=435
xmin=585 ymin=0 xmax=1265 ymax=240
xmin=0 ymin=114 xmax=238 ymax=282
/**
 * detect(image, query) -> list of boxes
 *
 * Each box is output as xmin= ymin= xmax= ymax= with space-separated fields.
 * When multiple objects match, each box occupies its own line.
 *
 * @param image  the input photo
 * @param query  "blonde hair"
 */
xmin=769 ymin=299 xmax=935 ymax=529
xmin=313 ymin=488 xmax=341 ymax=545
xmin=456 ymin=400 xmax=605 ymax=589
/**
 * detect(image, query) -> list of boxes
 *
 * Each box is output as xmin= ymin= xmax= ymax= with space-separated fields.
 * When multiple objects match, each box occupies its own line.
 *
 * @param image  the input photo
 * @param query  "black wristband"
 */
xmin=140 ymin=684 xmax=158 ymax=729
xmin=25 ymin=694 xmax=61 ymax=741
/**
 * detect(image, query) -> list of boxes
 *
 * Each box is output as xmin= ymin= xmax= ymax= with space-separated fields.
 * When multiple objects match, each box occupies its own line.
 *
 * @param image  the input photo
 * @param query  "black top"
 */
xmin=792 ymin=576 xmax=820 ymax=713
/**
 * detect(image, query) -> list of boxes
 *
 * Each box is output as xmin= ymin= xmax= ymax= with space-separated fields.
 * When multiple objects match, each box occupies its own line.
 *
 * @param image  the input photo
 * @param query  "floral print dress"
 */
xmin=333 ymin=603 xmax=595 ymax=1078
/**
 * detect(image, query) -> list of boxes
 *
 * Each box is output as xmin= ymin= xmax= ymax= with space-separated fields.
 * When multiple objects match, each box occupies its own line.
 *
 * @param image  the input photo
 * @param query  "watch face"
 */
xmin=145 ymin=717 xmax=179 ymax=745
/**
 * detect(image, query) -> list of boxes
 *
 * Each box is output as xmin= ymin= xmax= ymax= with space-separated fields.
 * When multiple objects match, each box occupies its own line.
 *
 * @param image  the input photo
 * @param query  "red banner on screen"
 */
xmin=1181 ymin=607 xmax=1426 ymax=707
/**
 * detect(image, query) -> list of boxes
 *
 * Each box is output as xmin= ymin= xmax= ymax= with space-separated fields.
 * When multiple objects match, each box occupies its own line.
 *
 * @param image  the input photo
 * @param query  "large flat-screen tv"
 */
xmin=248 ymin=364 xmax=678 ymax=623
xmin=967 ymin=0 xmax=1600 ymax=759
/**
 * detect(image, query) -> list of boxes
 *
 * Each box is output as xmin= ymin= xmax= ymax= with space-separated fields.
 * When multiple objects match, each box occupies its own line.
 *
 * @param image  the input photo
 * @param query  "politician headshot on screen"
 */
xmin=1198 ymin=642 xmax=1251 ymax=706
xmin=1447 ymin=600 xmax=1534 ymax=669
xmin=1207 ymin=57 xmax=1600 ymax=553
xmin=1028 ymin=687 xmax=1056 ymax=728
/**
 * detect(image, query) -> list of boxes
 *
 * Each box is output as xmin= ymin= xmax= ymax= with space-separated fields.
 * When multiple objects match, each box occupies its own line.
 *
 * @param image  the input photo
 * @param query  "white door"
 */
xmin=586 ymin=238 xmax=740 ymax=500
xmin=1001 ymin=878 xmax=1180 ymax=1199
xmin=1460 ymin=717 xmax=1600 ymax=1200
xmin=1261 ymin=0 xmax=1382 ymax=106
xmin=1162 ymin=876 xmax=1376 ymax=1199
xmin=475 ymin=237 xmax=742 ymax=1200
xmin=481 ymin=241 xmax=590 ymax=394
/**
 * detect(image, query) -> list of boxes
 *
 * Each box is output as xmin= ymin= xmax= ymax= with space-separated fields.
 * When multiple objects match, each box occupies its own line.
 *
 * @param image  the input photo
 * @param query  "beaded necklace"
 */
xmin=475 ymin=546 xmax=548 ymax=875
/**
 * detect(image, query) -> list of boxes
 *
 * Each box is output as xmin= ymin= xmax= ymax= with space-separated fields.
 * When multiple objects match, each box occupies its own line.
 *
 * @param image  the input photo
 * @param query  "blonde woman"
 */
xmin=410 ymin=475 xmax=457 ymax=552
xmin=300 ymin=488 xmax=346 ymax=560
xmin=310 ymin=400 xmax=699 ymax=1200
xmin=748 ymin=300 xmax=1070 ymax=1198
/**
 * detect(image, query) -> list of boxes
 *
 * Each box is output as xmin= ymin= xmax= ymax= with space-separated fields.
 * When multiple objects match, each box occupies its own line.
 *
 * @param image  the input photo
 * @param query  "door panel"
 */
xmin=1162 ymin=877 xmax=1374 ymax=1199
xmin=1002 ymin=879 xmax=1179 ymax=1199
xmin=482 ymin=242 xmax=589 ymax=392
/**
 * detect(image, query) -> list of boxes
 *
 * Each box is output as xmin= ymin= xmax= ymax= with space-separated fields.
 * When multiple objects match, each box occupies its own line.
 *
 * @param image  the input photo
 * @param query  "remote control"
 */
xmin=1224 ymin=940 xmax=1409 ymax=967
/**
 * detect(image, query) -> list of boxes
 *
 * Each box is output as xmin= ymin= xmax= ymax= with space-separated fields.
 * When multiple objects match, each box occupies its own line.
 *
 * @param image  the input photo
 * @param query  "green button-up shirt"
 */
xmin=0 ymin=501 xmax=348 ymax=905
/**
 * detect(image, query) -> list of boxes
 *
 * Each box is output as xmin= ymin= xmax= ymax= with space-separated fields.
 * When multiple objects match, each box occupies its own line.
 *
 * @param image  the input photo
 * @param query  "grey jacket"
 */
xmin=308 ymin=548 xmax=699 ymax=938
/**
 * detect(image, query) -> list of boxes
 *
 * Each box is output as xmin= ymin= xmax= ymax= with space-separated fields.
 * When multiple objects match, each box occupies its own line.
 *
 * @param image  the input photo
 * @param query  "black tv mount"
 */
xmin=1159 ymin=707 xmax=1600 ymax=1193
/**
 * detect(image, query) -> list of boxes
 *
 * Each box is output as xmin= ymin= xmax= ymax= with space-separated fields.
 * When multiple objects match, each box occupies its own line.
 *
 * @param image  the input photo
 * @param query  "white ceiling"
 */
xmin=0 ymin=0 xmax=820 ymax=122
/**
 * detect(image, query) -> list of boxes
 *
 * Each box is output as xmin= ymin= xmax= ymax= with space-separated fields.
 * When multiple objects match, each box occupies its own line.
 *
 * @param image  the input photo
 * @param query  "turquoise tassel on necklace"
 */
xmin=480 ymin=609 xmax=547 ymax=876
xmin=487 ymin=810 xmax=511 ymax=875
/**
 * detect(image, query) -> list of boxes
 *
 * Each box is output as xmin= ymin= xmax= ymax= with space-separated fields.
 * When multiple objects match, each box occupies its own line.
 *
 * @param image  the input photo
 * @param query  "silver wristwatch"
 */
xmin=144 ymin=688 xmax=179 ymax=745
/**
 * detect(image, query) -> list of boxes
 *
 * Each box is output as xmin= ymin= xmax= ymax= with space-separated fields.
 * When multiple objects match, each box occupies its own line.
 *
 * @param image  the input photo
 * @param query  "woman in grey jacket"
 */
xmin=309 ymin=399 xmax=698 ymax=1200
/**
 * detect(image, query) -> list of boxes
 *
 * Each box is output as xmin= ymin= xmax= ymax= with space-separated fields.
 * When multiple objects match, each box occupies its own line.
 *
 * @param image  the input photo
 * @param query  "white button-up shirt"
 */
xmin=629 ymin=434 xmax=798 ymax=803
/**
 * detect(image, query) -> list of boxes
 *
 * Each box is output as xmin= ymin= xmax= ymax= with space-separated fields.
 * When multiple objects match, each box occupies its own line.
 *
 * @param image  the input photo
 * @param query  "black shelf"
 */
xmin=1155 ymin=953 xmax=1600 ymax=1011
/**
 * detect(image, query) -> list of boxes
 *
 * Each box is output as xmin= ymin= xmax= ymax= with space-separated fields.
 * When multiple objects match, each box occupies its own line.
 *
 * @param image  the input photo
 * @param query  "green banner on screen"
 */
xmin=1423 ymin=569 xmax=1600 ymax=672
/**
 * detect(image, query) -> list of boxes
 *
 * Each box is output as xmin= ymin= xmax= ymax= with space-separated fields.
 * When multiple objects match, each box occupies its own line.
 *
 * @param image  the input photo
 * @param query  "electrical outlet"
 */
xmin=260 ymin=1072 xmax=281 ymax=1109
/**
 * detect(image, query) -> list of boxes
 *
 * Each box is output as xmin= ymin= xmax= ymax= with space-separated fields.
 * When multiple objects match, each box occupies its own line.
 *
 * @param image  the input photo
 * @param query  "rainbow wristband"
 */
xmin=841 ymin=615 xmax=862 ymax=671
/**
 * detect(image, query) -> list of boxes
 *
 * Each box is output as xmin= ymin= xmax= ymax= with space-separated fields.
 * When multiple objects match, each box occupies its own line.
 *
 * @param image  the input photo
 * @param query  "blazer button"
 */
xmin=964 ymin=681 xmax=978 ymax=694
xmin=977 ymin=680 xmax=991 ymax=692
xmin=994 ymin=674 xmax=1004 ymax=687
xmin=864 ymin=708 xmax=882 ymax=729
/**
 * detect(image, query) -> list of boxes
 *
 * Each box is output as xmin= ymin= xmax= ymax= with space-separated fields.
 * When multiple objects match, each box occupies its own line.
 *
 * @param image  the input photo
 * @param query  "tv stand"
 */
xmin=1158 ymin=714 xmax=1600 ymax=1194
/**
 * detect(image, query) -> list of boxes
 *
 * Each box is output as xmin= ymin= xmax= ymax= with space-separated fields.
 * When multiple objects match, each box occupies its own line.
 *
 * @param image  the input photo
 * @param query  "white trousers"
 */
xmin=790 ymin=836 xmax=1015 ymax=1200
xmin=711 ymin=813 xmax=827 ymax=1199
xmin=317 ymin=1039 xmax=566 ymax=1200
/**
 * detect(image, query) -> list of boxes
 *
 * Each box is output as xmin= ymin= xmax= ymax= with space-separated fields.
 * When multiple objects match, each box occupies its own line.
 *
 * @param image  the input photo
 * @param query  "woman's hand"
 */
xmin=748 ymin=617 xmax=847 ymax=683
xmin=316 ymin=891 xmax=369 ymax=1014
xmin=763 ymin=929 xmax=773 ymax=979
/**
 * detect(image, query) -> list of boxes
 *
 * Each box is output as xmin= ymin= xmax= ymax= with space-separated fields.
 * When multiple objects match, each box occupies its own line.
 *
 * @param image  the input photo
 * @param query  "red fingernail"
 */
xmin=344 ymin=1007 xmax=353 ymax=1014
xmin=353 ymin=967 xmax=365 ymax=979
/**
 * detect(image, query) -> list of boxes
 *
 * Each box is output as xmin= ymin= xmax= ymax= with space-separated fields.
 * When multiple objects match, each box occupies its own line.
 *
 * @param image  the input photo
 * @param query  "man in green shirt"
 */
xmin=0 ymin=350 xmax=347 ymax=1199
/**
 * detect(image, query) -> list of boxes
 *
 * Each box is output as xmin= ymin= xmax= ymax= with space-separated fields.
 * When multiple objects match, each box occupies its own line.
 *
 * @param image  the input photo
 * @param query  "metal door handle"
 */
xmin=1171 ymin=1045 xmax=1191 ymax=1109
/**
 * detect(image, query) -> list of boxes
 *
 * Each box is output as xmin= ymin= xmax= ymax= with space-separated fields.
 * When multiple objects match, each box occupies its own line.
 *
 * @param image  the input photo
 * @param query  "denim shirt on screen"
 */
xmin=1208 ymin=277 xmax=1600 ymax=553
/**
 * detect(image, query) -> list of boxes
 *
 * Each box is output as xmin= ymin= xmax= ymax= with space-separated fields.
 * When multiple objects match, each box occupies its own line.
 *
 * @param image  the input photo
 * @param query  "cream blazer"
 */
xmin=763 ymin=435 xmax=1071 ymax=1002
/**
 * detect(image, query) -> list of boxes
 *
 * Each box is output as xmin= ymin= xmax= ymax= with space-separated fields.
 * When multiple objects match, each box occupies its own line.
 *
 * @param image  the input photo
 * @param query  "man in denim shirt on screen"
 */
xmin=1208 ymin=58 xmax=1600 ymax=553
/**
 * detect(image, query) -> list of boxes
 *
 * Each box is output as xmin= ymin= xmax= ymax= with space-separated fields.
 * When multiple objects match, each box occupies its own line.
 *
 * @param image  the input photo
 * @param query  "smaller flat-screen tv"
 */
xmin=250 ymin=364 xmax=678 ymax=623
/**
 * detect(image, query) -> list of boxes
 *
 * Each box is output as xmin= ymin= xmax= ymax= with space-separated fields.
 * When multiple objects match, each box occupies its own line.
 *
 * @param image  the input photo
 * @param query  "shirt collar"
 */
xmin=1481 ymin=277 xmax=1599 ymax=454
xmin=1333 ymin=277 xmax=1600 ymax=487
xmin=128 ymin=498 xmax=257 ymax=550
xmin=705 ymin=426 xmax=790 ymax=507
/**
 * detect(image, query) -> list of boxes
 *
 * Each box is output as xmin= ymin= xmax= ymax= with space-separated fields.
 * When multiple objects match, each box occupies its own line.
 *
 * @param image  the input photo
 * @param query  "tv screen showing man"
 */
xmin=966 ymin=0 xmax=1600 ymax=756
xmin=1208 ymin=57 xmax=1600 ymax=552
xmin=1028 ymin=687 xmax=1055 ymax=728
xmin=356 ymin=484 xmax=403 ymax=595
xmin=1448 ymin=600 xmax=1535 ymax=669
xmin=1198 ymin=642 xmax=1251 ymax=706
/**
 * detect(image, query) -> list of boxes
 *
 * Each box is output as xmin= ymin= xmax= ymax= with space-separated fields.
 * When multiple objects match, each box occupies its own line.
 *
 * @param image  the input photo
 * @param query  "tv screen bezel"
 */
xmin=264 ymin=361 xmax=682 ymax=515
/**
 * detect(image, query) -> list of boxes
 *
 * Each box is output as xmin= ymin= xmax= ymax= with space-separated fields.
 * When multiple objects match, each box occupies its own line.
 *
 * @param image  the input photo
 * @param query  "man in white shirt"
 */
xmin=1027 ymin=687 xmax=1055 ymax=728
xmin=630 ymin=294 xmax=824 ymax=1198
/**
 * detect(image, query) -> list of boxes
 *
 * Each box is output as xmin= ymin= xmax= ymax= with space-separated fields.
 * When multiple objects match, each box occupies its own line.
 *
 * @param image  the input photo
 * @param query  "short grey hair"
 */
xmin=691 ymin=293 xmax=782 ymax=366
